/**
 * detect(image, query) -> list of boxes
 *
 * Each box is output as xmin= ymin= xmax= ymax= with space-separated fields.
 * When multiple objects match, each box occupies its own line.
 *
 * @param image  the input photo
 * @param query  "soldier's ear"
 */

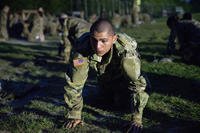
xmin=112 ymin=34 xmax=118 ymax=43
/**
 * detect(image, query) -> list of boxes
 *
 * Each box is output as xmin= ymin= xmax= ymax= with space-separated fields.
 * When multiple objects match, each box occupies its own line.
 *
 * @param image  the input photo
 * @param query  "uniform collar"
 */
xmin=100 ymin=47 xmax=113 ymax=65
xmin=90 ymin=47 xmax=113 ymax=64
xmin=90 ymin=53 xmax=102 ymax=62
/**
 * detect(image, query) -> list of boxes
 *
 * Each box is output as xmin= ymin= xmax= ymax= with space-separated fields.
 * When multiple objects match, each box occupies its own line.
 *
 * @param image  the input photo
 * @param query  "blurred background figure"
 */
xmin=8 ymin=12 xmax=24 ymax=39
xmin=44 ymin=13 xmax=59 ymax=36
xmin=166 ymin=15 xmax=179 ymax=54
xmin=89 ymin=13 xmax=98 ymax=24
xmin=58 ymin=13 xmax=91 ymax=63
xmin=121 ymin=14 xmax=132 ymax=28
xmin=132 ymin=0 xmax=141 ymax=25
xmin=0 ymin=5 xmax=10 ymax=41
xmin=181 ymin=12 xmax=192 ymax=20
xmin=112 ymin=10 xmax=122 ymax=31
xmin=167 ymin=12 xmax=193 ymax=55
xmin=167 ymin=14 xmax=200 ymax=65
xmin=140 ymin=13 xmax=151 ymax=24
xmin=28 ymin=7 xmax=45 ymax=42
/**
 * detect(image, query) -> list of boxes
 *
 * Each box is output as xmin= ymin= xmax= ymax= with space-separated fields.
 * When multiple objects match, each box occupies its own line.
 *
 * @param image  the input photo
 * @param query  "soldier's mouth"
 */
xmin=96 ymin=51 xmax=104 ymax=56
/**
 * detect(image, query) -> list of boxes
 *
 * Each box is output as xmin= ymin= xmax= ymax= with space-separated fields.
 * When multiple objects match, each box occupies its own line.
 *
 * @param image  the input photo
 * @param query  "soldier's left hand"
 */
xmin=64 ymin=119 xmax=83 ymax=128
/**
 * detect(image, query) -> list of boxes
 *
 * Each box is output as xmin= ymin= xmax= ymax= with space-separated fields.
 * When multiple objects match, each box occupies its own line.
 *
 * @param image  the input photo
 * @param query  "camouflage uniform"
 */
xmin=28 ymin=9 xmax=45 ymax=42
xmin=49 ymin=17 xmax=59 ymax=36
xmin=0 ymin=6 xmax=9 ymax=40
xmin=21 ymin=21 xmax=30 ymax=39
xmin=168 ymin=20 xmax=200 ymax=64
xmin=88 ymin=14 xmax=98 ymax=24
xmin=64 ymin=33 xmax=149 ymax=125
xmin=122 ymin=14 xmax=132 ymax=28
xmin=44 ymin=13 xmax=59 ymax=36
xmin=140 ymin=13 xmax=151 ymax=23
xmin=112 ymin=12 xmax=122 ymax=30
xmin=59 ymin=16 xmax=91 ymax=63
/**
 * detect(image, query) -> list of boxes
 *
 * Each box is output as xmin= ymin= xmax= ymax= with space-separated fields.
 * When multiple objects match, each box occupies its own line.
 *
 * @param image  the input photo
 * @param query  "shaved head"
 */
xmin=89 ymin=18 xmax=117 ymax=56
xmin=90 ymin=18 xmax=115 ymax=35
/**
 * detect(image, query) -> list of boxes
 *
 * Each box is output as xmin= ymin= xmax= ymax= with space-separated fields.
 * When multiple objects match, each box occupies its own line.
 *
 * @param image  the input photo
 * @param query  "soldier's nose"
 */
xmin=97 ymin=42 xmax=103 ymax=49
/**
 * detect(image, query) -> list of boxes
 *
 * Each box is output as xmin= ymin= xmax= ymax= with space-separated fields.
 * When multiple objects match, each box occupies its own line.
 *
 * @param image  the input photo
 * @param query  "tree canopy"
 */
xmin=0 ymin=0 xmax=194 ymax=18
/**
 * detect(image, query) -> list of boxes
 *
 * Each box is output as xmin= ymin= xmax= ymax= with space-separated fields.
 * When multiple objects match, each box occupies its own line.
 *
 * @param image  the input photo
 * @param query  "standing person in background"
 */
xmin=0 ymin=5 xmax=10 ymax=41
xmin=28 ymin=7 xmax=45 ymax=42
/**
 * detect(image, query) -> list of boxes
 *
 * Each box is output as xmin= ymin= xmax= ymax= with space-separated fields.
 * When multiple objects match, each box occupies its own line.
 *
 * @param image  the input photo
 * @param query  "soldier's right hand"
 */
xmin=125 ymin=122 xmax=143 ymax=133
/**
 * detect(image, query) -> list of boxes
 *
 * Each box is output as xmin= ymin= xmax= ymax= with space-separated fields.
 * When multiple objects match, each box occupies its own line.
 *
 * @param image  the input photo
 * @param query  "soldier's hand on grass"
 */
xmin=125 ymin=122 xmax=143 ymax=133
xmin=65 ymin=119 xmax=83 ymax=128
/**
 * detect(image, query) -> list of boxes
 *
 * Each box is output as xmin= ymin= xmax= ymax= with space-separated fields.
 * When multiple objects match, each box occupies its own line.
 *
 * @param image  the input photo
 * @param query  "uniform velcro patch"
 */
xmin=73 ymin=59 xmax=85 ymax=67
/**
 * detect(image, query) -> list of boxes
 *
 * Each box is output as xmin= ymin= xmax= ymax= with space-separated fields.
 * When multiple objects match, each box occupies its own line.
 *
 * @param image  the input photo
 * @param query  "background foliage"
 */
xmin=0 ymin=0 xmax=196 ymax=18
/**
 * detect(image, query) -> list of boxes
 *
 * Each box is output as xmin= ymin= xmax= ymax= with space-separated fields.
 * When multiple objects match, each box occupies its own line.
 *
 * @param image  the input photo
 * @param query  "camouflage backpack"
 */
xmin=115 ymin=33 xmax=140 ymax=58
xmin=115 ymin=33 xmax=151 ymax=89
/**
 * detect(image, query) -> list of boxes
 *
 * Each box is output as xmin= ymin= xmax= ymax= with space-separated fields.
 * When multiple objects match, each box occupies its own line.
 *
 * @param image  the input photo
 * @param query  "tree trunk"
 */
xmin=84 ymin=0 xmax=88 ymax=19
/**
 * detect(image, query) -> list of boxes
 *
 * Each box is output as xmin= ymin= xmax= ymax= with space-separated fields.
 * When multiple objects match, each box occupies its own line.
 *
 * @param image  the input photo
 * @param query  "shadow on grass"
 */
xmin=0 ymin=43 xmax=56 ymax=60
xmin=146 ymin=72 xmax=200 ymax=103
xmin=138 ymin=42 xmax=195 ymax=65
xmin=0 ymin=73 xmax=65 ymax=106
xmin=0 ymin=56 xmax=29 ymax=66
xmin=138 ymin=42 xmax=176 ymax=62
xmin=143 ymin=108 xmax=200 ymax=132
xmin=0 ymin=106 xmax=66 ymax=131
xmin=33 ymin=54 xmax=67 ymax=72
xmin=83 ymin=106 xmax=129 ymax=132
xmin=0 ymin=42 xmax=67 ymax=73
xmin=138 ymin=42 xmax=166 ymax=54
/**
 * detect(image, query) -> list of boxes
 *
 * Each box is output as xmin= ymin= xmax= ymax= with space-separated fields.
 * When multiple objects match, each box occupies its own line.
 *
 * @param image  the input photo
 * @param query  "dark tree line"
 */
xmin=0 ymin=0 xmax=194 ymax=18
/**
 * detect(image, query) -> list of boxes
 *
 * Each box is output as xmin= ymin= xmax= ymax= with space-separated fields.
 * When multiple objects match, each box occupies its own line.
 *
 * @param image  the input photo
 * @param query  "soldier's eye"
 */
xmin=91 ymin=37 xmax=97 ymax=43
xmin=101 ymin=39 xmax=108 ymax=43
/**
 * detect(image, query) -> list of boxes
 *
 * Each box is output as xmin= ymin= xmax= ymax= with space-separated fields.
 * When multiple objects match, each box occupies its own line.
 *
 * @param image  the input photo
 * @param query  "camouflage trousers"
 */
xmin=0 ymin=26 xmax=9 ymax=40
xmin=28 ymin=30 xmax=45 ymax=42
xmin=64 ymin=69 xmax=149 ymax=124
xmin=99 ymin=75 xmax=149 ymax=125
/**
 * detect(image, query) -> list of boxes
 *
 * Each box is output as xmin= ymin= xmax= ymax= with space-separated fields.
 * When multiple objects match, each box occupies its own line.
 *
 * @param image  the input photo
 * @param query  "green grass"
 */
xmin=0 ymin=14 xmax=200 ymax=132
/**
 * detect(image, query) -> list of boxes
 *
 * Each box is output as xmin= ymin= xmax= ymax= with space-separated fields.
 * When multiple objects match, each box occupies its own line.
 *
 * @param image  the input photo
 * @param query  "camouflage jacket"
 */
xmin=64 ymin=33 xmax=147 ymax=119
xmin=31 ymin=14 xmax=44 ymax=35
xmin=61 ymin=17 xmax=91 ymax=46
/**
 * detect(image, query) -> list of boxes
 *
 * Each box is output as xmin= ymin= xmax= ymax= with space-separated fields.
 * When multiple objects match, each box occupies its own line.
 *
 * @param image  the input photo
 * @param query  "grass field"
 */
xmin=0 ymin=15 xmax=200 ymax=133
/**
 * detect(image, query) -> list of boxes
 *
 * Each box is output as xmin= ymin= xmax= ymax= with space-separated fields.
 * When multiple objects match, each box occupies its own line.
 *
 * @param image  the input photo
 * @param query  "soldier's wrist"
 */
xmin=66 ymin=111 xmax=82 ymax=120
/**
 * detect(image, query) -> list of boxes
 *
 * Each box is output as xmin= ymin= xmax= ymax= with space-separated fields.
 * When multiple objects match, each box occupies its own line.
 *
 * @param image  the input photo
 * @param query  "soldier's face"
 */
xmin=90 ymin=31 xmax=117 ymax=56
